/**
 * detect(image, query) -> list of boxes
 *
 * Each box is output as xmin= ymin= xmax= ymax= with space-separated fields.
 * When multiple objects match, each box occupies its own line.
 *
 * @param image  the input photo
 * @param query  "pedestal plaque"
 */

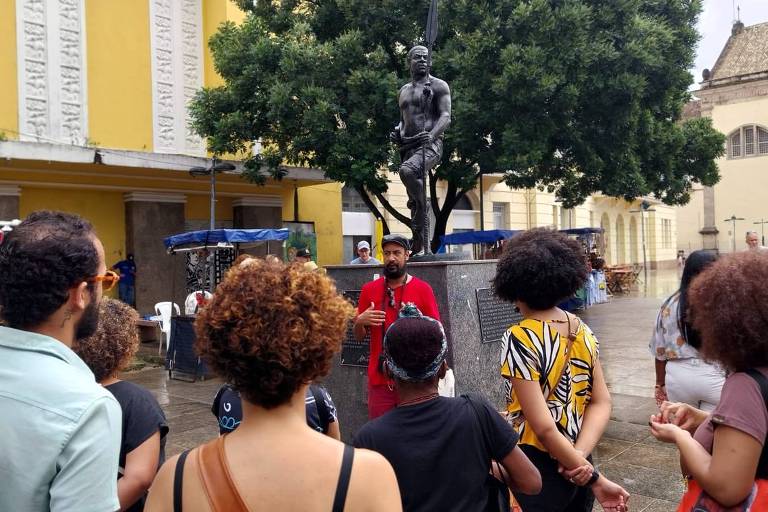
xmin=476 ymin=288 xmax=523 ymax=344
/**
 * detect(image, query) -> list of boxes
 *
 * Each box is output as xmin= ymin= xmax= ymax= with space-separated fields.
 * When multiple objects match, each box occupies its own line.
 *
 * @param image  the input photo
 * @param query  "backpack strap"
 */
xmin=196 ymin=436 xmax=249 ymax=511
xmin=745 ymin=369 xmax=768 ymax=478
xmin=173 ymin=450 xmax=190 ymax=512
xmin=310 ymin=384 xmax=331 ymax=434
xmin=331 ymin=444 xmax=355 ymax=512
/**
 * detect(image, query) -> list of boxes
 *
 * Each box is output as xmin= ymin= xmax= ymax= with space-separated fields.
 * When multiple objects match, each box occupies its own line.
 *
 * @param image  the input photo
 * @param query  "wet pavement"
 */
xmin=125 ymin=268 xmax=684 ymax=511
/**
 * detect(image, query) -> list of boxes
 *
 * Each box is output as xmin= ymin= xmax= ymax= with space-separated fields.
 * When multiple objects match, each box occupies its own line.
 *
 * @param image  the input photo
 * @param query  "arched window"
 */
xmin=454 ymin=195 xmax=474 ymax=210
xmin=728 ymin=124 xmax=768 ymax=159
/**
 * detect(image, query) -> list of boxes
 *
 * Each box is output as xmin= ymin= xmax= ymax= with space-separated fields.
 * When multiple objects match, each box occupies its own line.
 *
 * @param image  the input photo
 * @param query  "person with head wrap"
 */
xmin=354 ymin=305 xmax=542 ymax=511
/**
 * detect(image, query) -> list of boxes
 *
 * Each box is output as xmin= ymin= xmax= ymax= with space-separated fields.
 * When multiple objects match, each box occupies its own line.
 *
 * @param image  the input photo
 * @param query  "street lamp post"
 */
xmin=190 ymin=158 xmax=236 ymax=292
xmin=754 ymin=219 xmax=768 ymax=247
xmin=630 ymin=201 xmax=656 ymax=287
xmin=723 ymin=215 xmax=745 ymax=253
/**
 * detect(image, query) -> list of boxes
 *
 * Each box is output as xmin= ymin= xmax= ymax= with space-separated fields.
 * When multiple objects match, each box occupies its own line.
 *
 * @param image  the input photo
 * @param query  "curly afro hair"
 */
xmin=73 ymin=298 xmax=140 ymax=381
xmin=0 ymin=211 xmax=99 ymax=329
xmin=195 ymin=257 xmax=354 ymax=408
xmin=493 ymin=228 xmax=588 ymax=310
xmin=385 ymin=317 xmax=444 ymax=381
xmin=688 ymin=251 xmax=768 ymax=373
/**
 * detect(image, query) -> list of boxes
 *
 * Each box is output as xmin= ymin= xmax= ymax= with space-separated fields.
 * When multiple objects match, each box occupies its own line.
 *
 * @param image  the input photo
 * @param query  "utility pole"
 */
xmin=630 ymin=201 xmax=656 ymax=287
xmin=754 ymin=219 xmax=768 ymax=246
xmin=723 ymin=215 xmax=745 ymax=253
xmin=190 ymin=158 xmax=236 ymax=292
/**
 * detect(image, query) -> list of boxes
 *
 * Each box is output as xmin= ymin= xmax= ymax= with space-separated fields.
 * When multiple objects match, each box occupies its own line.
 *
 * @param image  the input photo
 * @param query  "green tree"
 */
xmin=190 ymin=0 xmax=725 ymax=251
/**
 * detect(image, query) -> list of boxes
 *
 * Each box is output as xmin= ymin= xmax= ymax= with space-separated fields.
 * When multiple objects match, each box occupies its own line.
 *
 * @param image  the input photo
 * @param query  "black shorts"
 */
xmin=513 ymin=445 xmax=595 ymax=512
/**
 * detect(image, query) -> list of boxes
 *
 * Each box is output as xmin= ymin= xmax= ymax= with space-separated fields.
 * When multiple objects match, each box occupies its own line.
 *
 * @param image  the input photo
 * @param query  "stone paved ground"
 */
xmin=126 ymin=269 xmax=684 ymax=512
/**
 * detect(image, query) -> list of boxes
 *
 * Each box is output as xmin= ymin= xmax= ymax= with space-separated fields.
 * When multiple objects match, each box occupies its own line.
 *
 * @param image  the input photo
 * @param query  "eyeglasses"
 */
xmin=87 ymin=270 xmax=120 ymax=291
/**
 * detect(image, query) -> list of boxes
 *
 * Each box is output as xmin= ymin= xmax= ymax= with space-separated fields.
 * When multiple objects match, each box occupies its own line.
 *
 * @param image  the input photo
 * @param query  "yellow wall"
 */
xmin=203 ymin=0 xmax=246 ymax=87
xmin=710 ymin=97 xmax=768 ymax=252
xmin=185 ymin=194 xmax=233 ymax=222
xmin=19 ymin=187 xmax=126 ymax=298
xmin=0 ymin=0 xmax=18 ymax=140
xmin=282 ymin=183 xmax=343 ymax=266
xmin=85 ymin=0 xmax=153 ymax=151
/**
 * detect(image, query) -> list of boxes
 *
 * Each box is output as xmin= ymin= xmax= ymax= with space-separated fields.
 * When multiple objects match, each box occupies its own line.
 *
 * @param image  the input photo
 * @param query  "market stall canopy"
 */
xmin=559 ymin=227 xmax=604 ymax=235
xmin=437 ymin=229 xmax=520 ymax=253
xmin=164 ymin=228 xmax=289 ymax=253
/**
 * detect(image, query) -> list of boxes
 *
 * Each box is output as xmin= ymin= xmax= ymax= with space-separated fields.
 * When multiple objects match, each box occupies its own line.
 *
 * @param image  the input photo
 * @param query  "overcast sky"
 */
xmin=692 ymin=0 xmax=768 ymax=86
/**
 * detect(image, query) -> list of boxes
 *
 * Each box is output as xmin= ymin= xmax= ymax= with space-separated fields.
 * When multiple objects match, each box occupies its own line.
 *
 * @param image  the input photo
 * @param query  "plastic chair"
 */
xmin=155 ymin=302 xmax=181 ymax=355
xmin=184 ymin=291 xmax=212 ymax=315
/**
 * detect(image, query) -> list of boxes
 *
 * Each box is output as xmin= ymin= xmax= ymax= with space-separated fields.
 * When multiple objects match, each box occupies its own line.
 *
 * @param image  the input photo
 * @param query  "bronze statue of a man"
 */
xmin=390 ymin=45 xmax=451 ymax=254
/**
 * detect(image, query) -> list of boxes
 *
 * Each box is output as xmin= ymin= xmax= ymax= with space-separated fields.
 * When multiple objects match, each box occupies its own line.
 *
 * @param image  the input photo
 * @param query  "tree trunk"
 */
xmin=429 ymin=183 xmax=467 ymax=252
xmin=374 ymin=192 xmax=412 ymax=227
xmin=356 ymin=186 xmax=391 ymax=235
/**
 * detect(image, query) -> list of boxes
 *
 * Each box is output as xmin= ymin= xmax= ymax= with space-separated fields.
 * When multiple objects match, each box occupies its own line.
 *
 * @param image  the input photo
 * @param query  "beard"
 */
xmin=75 ymin=299 xmax=100 ymax=341
xmin=383 ymin=262 xmax=406 ymax=279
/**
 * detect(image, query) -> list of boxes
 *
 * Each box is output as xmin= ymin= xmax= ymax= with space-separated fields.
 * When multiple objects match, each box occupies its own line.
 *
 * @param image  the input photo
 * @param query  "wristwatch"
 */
xmin=586 ymin=469 xmax=600 ymax=486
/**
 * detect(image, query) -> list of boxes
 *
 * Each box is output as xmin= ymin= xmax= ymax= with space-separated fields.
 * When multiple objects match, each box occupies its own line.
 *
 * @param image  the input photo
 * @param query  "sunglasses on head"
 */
xmin=87 ymin=270 xmax=120 ymax=292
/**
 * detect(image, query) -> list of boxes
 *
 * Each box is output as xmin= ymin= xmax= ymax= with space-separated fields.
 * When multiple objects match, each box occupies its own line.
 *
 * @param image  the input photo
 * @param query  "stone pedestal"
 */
xmin=232 ymin=196 xmax=283 ymax=257
xmin=324 ymin=260 xmax=506 ymax=441
xmin=0 ymin=185 xmax=21 ymax=222
xmin=124 ymin=193 xmax=187 ymax=315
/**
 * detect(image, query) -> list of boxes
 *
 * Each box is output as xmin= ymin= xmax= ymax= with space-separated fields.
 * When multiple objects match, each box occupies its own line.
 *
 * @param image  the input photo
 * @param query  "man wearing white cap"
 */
xmin=350 ymin=240 xmax=381 ymax=265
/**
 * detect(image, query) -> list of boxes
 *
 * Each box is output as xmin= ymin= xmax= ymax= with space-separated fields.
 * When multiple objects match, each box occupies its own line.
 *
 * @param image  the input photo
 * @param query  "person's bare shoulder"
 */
xmin=349 ymin=448 xmax=402 ymax=511
xmin=429 ymin=76 xmax=450 ymax=94
xmin=144 ymin=453 xmax=180 ymax=512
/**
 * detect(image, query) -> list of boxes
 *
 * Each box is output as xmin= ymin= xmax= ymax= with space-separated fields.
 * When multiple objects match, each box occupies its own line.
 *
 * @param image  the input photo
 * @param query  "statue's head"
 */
xmin=407 ymin=45 xmax=430 ymax=77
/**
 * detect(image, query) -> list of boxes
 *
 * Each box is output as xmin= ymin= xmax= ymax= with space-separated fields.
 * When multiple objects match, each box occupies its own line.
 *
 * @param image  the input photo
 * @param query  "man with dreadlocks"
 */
xmin=353 ymin=305 xmax=541 ymax=511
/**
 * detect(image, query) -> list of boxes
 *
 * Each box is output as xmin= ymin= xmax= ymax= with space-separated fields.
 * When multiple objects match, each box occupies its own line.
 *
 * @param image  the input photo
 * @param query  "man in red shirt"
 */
xmin=354 ymin=234 xmax=440 ymax=418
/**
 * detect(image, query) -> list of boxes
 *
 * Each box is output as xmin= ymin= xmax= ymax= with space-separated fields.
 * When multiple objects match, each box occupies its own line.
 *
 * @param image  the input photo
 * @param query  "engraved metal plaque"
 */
xmin=340 ymin=290 xmax=371 ymax=367
xmin=476 ymin=287 xmax=522 ymax=344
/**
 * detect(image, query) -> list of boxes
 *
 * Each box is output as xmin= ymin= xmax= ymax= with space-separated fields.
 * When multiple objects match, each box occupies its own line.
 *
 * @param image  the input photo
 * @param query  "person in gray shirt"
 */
xmin=350 ymin=240 xmax=381 ymax=265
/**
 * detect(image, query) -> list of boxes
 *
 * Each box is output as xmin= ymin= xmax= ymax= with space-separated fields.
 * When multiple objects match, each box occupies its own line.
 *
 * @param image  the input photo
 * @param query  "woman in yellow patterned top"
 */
xmin=494 ymin=229 xmax=629 ymax=512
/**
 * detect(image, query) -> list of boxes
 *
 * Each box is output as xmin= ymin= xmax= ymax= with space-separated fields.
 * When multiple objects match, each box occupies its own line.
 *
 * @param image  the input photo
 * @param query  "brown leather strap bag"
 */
xmin=196 ymin=436 xmax=249 ymax=512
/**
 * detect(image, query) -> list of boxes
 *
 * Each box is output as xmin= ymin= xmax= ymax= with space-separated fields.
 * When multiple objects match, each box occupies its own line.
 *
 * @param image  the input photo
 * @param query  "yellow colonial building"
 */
xmin=678 ymin=21 xmax=768 ymax=253
xmin=0 ymin=0 xmax=342 ymax=314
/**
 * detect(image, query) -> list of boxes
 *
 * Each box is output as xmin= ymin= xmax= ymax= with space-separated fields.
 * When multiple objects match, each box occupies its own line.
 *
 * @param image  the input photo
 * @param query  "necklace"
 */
xmin=397 ymin=392 xmax=439 ymax=407
xmin=529 ymin=317 xmax=569 ymax=323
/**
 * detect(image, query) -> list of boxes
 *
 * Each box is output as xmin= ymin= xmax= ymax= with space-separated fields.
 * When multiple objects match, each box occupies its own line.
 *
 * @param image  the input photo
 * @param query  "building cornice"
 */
xmin=0 ymin=185 xmax=21 ymax=196
xmin=694 ymin=77 xmax=768 ymax=113
xmin=232 ymin=196 xmax=283 ymax=208
xmin=124 ymin=192 xmax=187 ymax=204
xmin=0 ymin=140 xmax=330 ymax=183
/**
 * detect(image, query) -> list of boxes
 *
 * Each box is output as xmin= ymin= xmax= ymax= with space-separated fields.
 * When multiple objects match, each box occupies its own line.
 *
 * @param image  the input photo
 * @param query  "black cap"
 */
xmin=295 ymin=248 xmax=311 ymax=258
xmin=381 ymin=234 xmax=410 ymax=251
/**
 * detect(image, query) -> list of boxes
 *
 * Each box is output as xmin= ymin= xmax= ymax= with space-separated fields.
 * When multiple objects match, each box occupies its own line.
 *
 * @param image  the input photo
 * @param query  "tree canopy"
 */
xmin=190 ymin=0 xmax=725 ymax=250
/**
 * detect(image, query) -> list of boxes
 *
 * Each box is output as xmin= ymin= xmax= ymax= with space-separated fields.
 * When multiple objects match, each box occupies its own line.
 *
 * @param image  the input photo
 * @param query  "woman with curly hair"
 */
xmin=145 ymin=258 xmax=401 ymax=512
xmin=74 ymin=298 xmax=168 ymax=512
xmin=649 ymin=250 xmax=724 ymax=409
xmin=650 ymin=251 xmax=768 ymax=509
xmin=494 ymin=229 xmax=629 ymax=512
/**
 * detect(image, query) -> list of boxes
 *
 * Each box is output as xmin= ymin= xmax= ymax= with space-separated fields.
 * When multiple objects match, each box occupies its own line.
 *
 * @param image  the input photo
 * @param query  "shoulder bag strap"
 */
xmin=745 ymin=369 xmax=768 ymax=478
xmin=196 ymin=436 xmax=249 ymax=512
xmin=173 ymin=449 xmax=191 ymax=512
xmin=331 ymin=444 xmax=355 ymax=512
xmin=310 ymin=384 xmax=331 ymax=434
xmin=466 ymin=393 xmax=497 ymax=458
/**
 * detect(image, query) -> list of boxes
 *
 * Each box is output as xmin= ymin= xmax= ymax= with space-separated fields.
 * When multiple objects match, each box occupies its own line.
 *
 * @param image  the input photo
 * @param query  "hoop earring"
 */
xmin=387 ymin=381 xmax=394 ymax=392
